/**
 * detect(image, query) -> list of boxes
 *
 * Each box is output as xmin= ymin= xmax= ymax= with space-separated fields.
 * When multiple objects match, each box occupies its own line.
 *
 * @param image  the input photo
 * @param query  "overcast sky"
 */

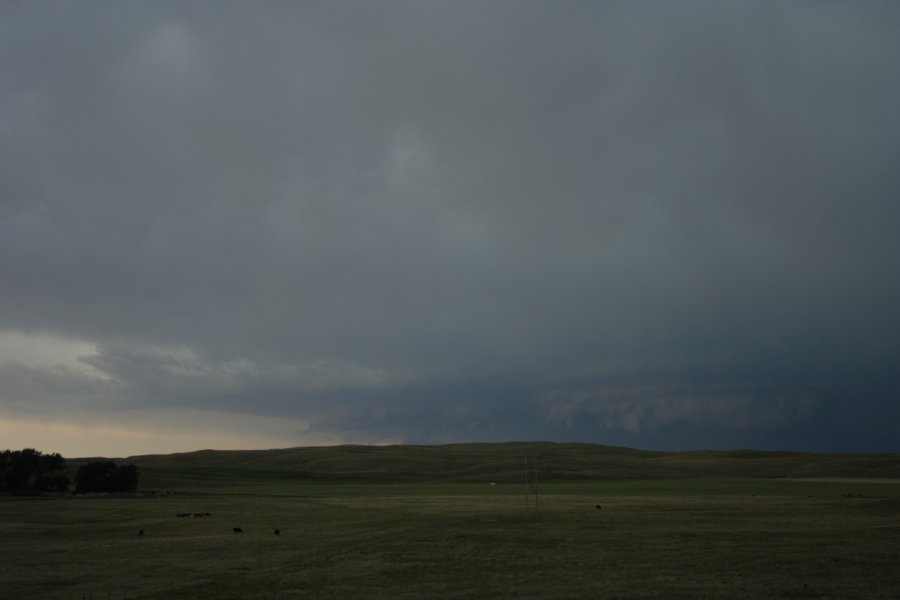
xmin=1 ymin=1 xmax=898 ymax=457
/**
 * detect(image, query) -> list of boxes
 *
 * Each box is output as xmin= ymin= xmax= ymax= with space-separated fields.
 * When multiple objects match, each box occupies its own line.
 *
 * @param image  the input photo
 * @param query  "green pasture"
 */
xmin=3 ymin=477 xmax=900 ymax=599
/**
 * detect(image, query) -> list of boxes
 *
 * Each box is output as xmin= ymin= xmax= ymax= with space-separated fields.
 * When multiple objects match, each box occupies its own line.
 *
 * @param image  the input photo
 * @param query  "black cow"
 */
xmin=274 ymin=529 xmax=280 ymax=536
xmin=595 ymin=505 xmax=602 ymax=510
xmin=233 ymin=527 xmax=243 ymax=534
xmin=138 ymin=529 xmax=144 ymax=536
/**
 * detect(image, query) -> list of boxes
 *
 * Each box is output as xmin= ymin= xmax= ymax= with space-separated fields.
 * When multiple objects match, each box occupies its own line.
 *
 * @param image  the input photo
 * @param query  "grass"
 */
xmin=110 ymin=443 xmax=900 ymax=490
xmin=5 ymin=444 xmax=900 ymax=598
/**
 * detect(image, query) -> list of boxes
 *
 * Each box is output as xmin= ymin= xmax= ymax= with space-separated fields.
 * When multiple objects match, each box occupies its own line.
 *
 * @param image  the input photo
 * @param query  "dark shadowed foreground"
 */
xmin=2 ymin=445 xmax=899 ymax=598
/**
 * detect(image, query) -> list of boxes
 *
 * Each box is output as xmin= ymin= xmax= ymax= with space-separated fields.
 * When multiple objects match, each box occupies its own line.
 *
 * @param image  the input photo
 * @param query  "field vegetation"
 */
xmin=3 ymin=443 xmax=899 ymax=599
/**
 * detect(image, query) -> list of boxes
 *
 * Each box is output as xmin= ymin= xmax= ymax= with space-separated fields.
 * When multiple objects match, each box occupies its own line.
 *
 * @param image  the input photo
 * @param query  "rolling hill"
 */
xmin=71 ymin=442 xmax=900 ymax=492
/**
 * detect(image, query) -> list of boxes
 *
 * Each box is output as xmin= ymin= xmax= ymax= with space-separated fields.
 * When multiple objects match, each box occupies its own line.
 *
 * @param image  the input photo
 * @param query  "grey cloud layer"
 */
xmin=2 ymin=2 xmax=898 ymax=450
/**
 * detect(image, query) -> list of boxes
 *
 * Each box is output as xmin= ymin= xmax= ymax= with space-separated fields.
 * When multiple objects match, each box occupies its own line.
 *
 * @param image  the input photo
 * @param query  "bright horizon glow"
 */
xmin=0 ymin=412 xmax=342 ymax=458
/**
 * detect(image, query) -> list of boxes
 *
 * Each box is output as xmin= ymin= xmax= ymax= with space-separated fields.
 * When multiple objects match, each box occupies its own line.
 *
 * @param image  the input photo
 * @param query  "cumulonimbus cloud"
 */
xmin=1 ymin=1 xmax=898 ymax=452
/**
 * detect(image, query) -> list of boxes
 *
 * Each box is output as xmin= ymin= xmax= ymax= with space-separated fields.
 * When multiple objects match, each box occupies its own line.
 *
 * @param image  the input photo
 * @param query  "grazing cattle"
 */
xmin=138 ymin=529 xmax=144 ymax=536
xmin=595 ymin=505 xmax=602 ymax=510
xmin=274 ymin=529 xmax=280 ymax=536
xmin=233 ymin=527 xmax=243 ymax=534
xmin=205 ymin=512 xmax=212 ymax=517
xmin=176 ymin=513 xmax=191 ymax=518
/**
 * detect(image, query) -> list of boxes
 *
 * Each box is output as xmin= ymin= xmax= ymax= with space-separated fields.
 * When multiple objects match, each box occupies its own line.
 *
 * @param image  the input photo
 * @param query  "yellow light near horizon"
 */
xmin=0 ymin=416 xmax=310 ymax=458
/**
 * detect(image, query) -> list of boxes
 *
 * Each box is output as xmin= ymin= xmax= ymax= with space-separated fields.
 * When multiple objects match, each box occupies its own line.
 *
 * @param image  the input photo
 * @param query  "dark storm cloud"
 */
xmin=1 ymin=1 xmax=898 ymax=450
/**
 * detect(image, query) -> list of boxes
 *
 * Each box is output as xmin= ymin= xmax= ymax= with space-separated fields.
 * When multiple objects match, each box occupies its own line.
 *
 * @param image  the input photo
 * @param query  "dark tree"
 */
xmin=0 ymin=450 xmax=11 ymax=491
xmin=75 ymin=461 xmax=116 ymax=492
xmin=36 ymin=452 xmax=69 ymax=491
xmin=38 ymin=473 xmax=72 ymax=493
xmin=75 ymin=461 xmax=139 ymax=493
xmin=111 ymin=464 xmax=139 ymax=492
xmin=1 ymin=449 xmax=70 ymax=493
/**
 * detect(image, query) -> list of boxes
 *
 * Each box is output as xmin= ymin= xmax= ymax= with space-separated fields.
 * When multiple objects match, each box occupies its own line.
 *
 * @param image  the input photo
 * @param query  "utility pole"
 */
xmin=522 ymin=455 xmax=541 ymax=512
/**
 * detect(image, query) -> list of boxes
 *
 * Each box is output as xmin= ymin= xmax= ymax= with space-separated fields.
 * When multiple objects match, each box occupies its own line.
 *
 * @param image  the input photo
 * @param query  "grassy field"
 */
xmin=3 ymin=444 xmax=900 ymax=598
xmin=111 ymin=443 xmax=900 ymax=489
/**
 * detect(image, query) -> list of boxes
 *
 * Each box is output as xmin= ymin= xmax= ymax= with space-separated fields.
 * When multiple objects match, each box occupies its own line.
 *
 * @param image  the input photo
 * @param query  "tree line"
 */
xmin=1 ymin=448 xmax=139 ymax=494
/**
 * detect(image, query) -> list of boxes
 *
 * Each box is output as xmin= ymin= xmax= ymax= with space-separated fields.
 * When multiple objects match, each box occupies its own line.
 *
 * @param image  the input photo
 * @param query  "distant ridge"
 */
xmin=70 ymin=442 xmax=900 ymax=490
